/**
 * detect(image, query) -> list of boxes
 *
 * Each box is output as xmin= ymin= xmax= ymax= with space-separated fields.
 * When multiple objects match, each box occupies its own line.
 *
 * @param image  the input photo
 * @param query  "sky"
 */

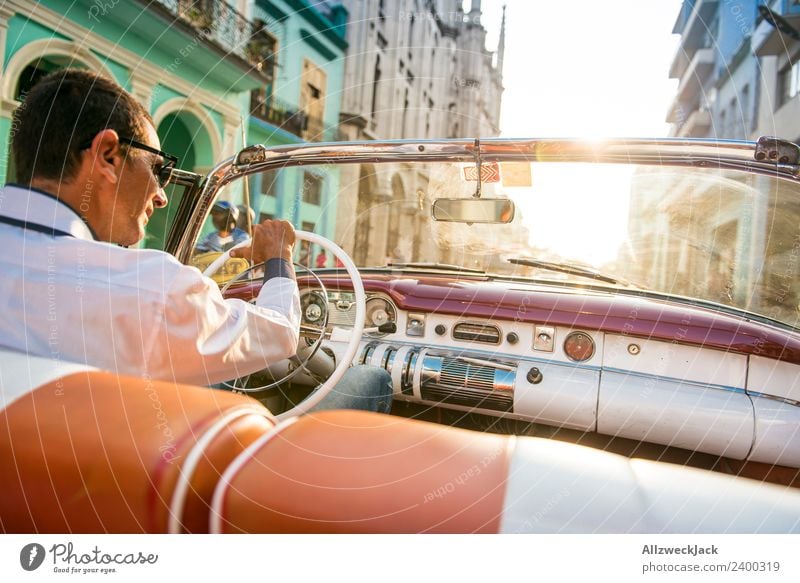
xmin=469 ymin=0 xmax=685 ymax=265
xmin=477 ymin=0 xmax=685 ymax=138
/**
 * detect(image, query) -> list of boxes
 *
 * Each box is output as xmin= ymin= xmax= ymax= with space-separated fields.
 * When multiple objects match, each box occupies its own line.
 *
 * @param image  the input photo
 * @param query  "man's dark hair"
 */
xmin=11 ymin=68 xmax=153 ymax=184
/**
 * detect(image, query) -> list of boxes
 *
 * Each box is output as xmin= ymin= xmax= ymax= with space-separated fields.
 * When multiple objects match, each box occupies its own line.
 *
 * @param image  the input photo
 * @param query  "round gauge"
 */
xmin=300 ymin=291 xmax=327 ymax=325
xmin=305 ymin=303 xmax=323 ymax=322
xmin=365 ymin=296 xmax=397 ymax=336
xmin=563 ymin=331 xmax=595 ymax=362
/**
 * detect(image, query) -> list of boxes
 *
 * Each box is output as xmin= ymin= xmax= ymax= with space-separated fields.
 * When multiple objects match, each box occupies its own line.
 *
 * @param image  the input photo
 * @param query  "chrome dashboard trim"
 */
xmin=601 ymin=366 xmax=749 ymax=396
xmin=746 ymin=390 xmax=800 ymax=408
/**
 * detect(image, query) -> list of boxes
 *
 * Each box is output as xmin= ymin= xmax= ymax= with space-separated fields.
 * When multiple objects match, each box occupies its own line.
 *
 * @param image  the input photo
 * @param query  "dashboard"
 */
xmin=288 ymin=273 xmax=800 ymax=470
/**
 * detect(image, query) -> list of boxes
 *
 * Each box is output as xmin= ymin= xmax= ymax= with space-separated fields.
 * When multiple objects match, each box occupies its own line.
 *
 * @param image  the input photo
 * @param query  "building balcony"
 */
xmin=676 ymin=109 xmax=712 ymax=138
xmin=752 ymin=0 xmax=800 ymax=56
xmin=151 ymin=0 xmax=274 ymax=82
xmin=669 ymin=0 xmax=720 ymax=79
xmin=669 ymin=47 xmax=714 ymax=118
xmin=250 ymin=92 xmax=345 ymax=142
xmin=250 ymin=91 xmax=308 ymax=138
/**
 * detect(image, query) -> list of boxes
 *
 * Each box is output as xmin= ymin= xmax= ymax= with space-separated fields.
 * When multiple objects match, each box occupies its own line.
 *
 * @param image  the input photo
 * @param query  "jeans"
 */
xmin=309 ymin=365 xmax=393 ymax=414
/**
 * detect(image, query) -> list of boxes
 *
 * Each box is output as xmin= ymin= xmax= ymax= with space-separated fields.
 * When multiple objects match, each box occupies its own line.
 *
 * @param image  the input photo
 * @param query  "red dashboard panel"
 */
xmin=225 ymin=274 xmax=800 ymax=365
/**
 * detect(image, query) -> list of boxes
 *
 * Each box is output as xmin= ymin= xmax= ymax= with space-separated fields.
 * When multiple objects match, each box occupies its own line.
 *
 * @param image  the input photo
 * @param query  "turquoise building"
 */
xmin=0 ymin=0 xmax=347 ymax=253
xmin=247 ymin=0 xmax=347 ymax=259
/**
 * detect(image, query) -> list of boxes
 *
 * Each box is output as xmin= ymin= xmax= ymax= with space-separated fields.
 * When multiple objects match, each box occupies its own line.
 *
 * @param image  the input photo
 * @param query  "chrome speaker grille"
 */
xmin=438 ymin=358 xmax=496 ymax=390
xmin=361 ymin=344 xmax=516 ymax=412
xmin=420 ymin=353 xmax=514 ymax=412
xmin=327 ymin=292 xmax=357 ymax=327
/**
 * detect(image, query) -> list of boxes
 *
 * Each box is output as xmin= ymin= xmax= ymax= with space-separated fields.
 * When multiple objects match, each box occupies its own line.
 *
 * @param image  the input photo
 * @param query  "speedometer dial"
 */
xmin=300 ymin=291 xmax=327 ymax=324
xmin=365 ymin=296 xmax=397 ymax=336
xmin=305 ymin=302 xmax=322 ymax=322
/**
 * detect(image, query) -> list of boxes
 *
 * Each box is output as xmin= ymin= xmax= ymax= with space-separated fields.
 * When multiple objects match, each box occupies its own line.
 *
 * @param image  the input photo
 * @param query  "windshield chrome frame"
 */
xmin=172 ymin=138 xmax=800 ymax=264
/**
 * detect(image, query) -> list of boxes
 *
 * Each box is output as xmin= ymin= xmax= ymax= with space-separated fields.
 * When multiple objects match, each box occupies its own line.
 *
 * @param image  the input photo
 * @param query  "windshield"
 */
xmin=194 ymin=159 xmax=800 ymax=330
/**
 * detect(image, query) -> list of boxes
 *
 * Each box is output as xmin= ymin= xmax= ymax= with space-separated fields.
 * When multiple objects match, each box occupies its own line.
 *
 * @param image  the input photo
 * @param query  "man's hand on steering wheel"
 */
xmin=203 ymin=225 xmax=367 ymax=420
xmin=230 ymin=219 xmax=296 ymax=267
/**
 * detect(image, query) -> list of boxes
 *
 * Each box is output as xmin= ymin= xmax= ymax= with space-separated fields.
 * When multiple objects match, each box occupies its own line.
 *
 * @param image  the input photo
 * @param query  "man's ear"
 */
xmin=86 ymin=129 xmax=122 ymax=185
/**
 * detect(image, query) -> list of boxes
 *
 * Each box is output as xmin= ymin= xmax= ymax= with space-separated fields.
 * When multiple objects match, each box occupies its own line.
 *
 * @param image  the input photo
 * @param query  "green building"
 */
xmin=247 ymin=0 xmax=347 ymax=261
xmin=0 ymin=0 xmax=347 ymax=253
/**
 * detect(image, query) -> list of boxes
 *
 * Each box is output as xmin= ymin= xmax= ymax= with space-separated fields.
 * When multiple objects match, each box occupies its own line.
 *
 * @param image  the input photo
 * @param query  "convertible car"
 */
xmin=3 ymin=137 xmax=800 ymax=533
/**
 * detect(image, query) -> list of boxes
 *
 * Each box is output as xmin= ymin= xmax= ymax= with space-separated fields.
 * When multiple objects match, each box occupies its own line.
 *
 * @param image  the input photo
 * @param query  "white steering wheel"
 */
xmin=202 ymin=230 xmax=365 ymax=420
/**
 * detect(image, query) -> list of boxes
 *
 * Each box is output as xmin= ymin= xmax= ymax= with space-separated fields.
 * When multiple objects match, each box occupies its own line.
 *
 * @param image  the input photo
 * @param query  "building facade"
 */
xmin=751 ymin=0 xmax=800 ymax=141
xmin=333 ymin=0 xmax=506 ymax=266
xmin=245 ymin=0 xmax=348 ymax=261
xmin=628 ymin=0 xmax=800 ymax=315
xmin=667 ymin=0 xmax=761 ymax=139
xmin=667 ymin=0 xmax=800 ymax=142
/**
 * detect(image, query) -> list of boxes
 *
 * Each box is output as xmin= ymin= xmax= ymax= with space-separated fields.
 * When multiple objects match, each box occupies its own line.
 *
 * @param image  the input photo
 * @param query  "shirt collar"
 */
xmin=1 ymin=184 xmax=97 ymax=241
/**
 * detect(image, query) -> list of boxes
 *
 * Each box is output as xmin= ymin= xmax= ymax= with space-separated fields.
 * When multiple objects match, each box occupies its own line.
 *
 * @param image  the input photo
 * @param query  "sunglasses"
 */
xmin=80 ymin=136 xmax=179 ymax=188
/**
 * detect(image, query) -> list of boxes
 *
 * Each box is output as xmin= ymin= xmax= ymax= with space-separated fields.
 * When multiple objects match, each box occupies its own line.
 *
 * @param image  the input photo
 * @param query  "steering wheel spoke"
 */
xmin=202 ymin=231 xmax=365 ymax=420
xmin=300 ymin=323 xmax=326 ymax=338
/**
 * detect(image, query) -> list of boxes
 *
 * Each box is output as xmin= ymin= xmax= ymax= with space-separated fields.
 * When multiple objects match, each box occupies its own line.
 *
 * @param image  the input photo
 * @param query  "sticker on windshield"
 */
xmin=500 ymin=162 xmax=532 ymax=187
xmin=463 ymin=162 xmax=500 ymax=182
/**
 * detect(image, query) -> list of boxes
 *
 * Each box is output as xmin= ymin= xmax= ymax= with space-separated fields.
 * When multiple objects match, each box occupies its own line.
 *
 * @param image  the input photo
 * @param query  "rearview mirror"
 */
xmin=431 ymin=198 xmax=515 ymax=223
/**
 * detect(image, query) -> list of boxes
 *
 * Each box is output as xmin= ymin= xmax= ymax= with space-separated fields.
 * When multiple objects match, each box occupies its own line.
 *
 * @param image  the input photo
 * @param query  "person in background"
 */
xmin=297 ymin=241 xmax=311 ymax=267
xmin=315 ymin=249 xmax=327 ymax=268
xmin=195 ymin=200 xmax=250 ymax=252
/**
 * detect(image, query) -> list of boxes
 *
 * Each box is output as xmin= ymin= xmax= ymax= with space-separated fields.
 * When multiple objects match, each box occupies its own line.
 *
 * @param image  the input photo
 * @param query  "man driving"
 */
xmin=0 ymin=69 xmax=391 ymax=413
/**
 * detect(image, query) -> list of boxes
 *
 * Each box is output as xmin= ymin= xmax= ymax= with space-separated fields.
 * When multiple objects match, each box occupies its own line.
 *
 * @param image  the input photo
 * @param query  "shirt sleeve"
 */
xmin=195 ymin=233 xmax=213 ymax=252
xmin=145 ymin=264 xmax=301 ymax=386
xmin=264 ymin=258 xmax=295 ymax=282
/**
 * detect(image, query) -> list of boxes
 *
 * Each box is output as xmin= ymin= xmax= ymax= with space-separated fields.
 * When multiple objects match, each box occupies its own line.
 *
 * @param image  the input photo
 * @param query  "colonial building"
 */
xmin=333 ymin=0 xmax=507 ymax=266
xmin=667 ymin=0 xmax=760 ymax=139
xmin=626 ymin=0 xmax=800 ymax=316
xmin=246 ymin=0 xmax=348 ymax=252
xmin=667 ymin=0 xmax=800 ymax=142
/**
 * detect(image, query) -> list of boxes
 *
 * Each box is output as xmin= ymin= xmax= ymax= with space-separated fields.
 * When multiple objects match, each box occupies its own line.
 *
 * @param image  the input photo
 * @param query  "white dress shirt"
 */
xmin=0 ymin=185 xmax=301 ymax=385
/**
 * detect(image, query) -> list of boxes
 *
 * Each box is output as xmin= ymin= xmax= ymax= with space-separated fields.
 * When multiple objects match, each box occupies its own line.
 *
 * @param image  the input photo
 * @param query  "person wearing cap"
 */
xmin=0 ymin=69 xmax=392 ymax=414
xmin=195 ymin=200 xmax=251 ymax=252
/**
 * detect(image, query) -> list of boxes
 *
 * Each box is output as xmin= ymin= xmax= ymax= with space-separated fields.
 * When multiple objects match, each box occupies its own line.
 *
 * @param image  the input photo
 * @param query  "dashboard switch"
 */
xmin=406 ymin=313 xmax=426 ymax=337
xmin=527 ymin=367 xmax=543 ymax=384
xmin=534 ymin=326 xmax=555 ymax=352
